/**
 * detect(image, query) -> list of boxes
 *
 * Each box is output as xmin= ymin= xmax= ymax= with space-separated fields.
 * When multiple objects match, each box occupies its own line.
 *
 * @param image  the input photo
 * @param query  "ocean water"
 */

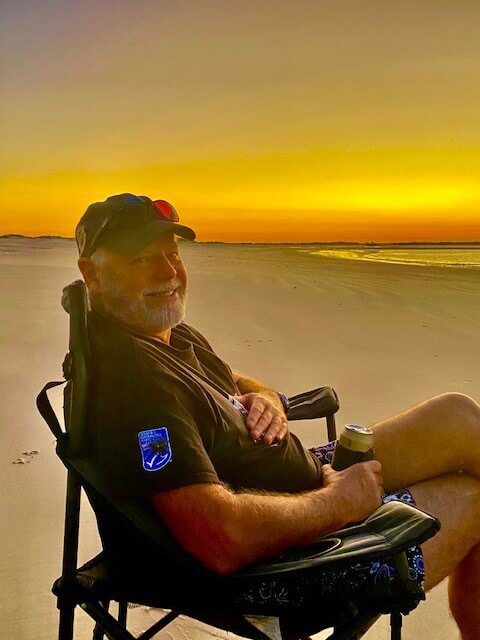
xmin=302 ymin=245 xmax=480 ymax=269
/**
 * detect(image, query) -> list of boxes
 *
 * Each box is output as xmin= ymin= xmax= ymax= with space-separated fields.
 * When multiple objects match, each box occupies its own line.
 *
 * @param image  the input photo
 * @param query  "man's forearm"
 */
xmin=153 ymin=482 xmax=350 ymax=575
xmin=233 ymin=369 xmax=276 ymax=396
xmin=227 ymin=485 xmax=348 ymax=573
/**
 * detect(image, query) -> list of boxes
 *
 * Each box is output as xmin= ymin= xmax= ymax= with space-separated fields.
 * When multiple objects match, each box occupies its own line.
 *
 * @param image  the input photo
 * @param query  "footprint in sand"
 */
xmin=12 ymin=450 xmax=39 ymax=465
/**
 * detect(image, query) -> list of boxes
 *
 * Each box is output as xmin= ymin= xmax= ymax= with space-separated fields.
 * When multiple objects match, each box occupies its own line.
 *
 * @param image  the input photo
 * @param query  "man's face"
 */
xmin=87 ymin=233 xmax=188 ymax=335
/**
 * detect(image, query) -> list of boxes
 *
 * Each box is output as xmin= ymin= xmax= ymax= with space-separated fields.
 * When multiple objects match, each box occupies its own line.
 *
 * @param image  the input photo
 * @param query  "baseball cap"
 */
xmin=75 ymin=193 xmax=196 ymax=258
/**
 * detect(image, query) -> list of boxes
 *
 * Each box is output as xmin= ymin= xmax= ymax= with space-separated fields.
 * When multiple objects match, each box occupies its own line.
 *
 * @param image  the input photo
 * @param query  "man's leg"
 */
xmin=407 ymin=473 xmax=480 ymax=640
xmin=366 ymin=392 xmax=480 ymax=639
xmin=369 ymin=392 xmax=480 ymax=491
xmin=448 ymin=544 xmax=480 ymax=640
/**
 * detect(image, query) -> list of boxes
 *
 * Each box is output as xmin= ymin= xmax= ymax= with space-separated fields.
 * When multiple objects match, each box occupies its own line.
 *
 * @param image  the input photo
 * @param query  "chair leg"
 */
xmin=118 ymin=601 xmax=128 ymax=627
xmin=329 ymin=611 xmax=379 ymax=639
xmin=326 ymin=414 xmax=337 ymax=441
xmin=58 ymin=471 xmax=82 ymax=640
xmin=80 ymin=602 xmax=136 ymax=640
xmin=138 ymin=611 xmax=179 ymax=640
xmin=390 ymin=613 xmax=402 ymax=640
xmin=93 ymin=601 xmax=110 ymax=640
xmin=58 ymin=604 xmax=75 ymax=640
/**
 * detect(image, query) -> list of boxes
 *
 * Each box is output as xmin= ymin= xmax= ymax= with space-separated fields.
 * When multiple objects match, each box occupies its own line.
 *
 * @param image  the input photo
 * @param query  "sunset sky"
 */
xmin=1 ymin=1 xmax=479 ymax=242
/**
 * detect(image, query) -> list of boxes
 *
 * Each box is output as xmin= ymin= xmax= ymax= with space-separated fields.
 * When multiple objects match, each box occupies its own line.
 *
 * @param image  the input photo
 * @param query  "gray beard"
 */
xmin=91 ymin=278 xmax=187 ymax=335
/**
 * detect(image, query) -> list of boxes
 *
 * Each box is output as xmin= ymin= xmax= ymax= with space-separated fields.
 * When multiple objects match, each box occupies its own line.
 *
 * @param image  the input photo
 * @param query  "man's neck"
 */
xmin=123 ymin=324 xmax=172 ymax=345
xmin=144 ymin=328 xmax=172 ymax=344
xmin=91 ymin=305 xmax=172 ymax=344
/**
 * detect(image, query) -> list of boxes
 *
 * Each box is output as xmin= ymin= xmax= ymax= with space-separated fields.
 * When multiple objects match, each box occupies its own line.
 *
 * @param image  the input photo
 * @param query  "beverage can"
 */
xmin=331 ymin=424 xmax=375 ymax=471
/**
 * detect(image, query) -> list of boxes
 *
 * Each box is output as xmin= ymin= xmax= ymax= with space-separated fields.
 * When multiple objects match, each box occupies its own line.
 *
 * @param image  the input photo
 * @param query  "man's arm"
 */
xmin=232 ymin=370 xmax=288 ymax=444
xmin=232 ymin=369 xmax=277 ymax=396
xmin=152 ymin=461 xmax=384 ymax=575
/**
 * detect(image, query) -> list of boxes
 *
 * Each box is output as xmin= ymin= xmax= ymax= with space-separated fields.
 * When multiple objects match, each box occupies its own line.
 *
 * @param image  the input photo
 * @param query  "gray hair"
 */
xmin=89 ymin=247 xmax=109 ymax=267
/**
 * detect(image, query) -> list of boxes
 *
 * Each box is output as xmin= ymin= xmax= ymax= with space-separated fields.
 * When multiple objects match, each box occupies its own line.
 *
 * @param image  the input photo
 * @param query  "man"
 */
xmin=77 ymin=193 xmax=480 ymax=639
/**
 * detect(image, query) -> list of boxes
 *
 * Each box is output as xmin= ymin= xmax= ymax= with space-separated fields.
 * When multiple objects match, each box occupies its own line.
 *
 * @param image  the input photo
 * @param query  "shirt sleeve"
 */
xmin=91 ymin=373 xmax=221 ymax=498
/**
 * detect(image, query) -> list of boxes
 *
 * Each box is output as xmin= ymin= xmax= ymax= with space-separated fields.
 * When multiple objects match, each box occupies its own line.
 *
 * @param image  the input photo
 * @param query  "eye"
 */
xmin=132 ymin=256 xmax=149 ymax=264
xmin=168 ymin=251 xmax=180 ymax=259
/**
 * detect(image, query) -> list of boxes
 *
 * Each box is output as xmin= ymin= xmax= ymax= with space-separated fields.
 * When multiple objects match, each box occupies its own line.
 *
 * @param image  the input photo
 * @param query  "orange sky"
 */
xmin=1 ymin=1 xmax=479 ymax=242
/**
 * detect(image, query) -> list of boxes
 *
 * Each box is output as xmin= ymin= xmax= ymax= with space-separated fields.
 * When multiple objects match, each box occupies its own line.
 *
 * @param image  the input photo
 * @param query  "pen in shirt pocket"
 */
xmin=227 ymin=394 xmax=249 ymax=415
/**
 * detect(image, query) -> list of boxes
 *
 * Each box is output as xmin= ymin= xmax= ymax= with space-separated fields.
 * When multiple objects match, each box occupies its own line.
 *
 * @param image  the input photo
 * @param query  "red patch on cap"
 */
xmin=153 ymin=200 xmax=179 ymax=222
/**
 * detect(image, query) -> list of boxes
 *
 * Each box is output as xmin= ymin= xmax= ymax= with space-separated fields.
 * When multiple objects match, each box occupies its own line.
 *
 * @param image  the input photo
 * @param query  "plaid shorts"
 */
xmin=235 ymin=441 xmax=425 ymax=613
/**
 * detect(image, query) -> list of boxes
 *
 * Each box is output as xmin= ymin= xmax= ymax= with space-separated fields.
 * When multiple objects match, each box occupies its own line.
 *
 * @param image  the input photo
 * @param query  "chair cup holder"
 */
xmin=276 ymin=537 xmax=342 ymax=563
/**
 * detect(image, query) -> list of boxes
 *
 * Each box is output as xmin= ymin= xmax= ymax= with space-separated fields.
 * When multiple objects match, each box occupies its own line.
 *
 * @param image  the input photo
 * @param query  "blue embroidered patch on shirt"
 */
xmin=138 ymin=427 xmax=172 ymax=472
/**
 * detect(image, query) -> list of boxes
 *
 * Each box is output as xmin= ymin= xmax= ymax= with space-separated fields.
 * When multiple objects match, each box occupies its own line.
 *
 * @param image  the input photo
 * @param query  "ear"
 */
xmin=77 ymin=257 xmax=100 ymax=290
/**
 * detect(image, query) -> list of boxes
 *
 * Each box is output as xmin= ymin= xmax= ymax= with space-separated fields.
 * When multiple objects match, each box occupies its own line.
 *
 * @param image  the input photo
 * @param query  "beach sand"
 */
xmin=1 ymin=239 xmax=479 ymax=639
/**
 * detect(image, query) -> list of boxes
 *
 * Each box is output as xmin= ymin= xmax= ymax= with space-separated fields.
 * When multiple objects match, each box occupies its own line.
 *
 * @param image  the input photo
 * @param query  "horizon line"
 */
xmin=1 ymin=234 xmax=480 ymax=246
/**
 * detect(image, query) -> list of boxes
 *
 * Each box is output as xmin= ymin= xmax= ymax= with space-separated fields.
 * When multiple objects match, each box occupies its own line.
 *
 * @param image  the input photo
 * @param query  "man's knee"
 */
xmin=434 ymin=392 xmax=480 ymax=428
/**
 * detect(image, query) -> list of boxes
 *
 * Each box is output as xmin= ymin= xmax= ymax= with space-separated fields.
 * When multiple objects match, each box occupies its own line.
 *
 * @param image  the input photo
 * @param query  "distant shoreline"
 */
xmin=1 ymin=234 xmax=479 ymax=246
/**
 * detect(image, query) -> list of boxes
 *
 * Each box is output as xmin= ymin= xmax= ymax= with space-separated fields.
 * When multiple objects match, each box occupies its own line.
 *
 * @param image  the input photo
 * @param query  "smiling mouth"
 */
xmin=145 ymin=288 xmax=178 ymax=298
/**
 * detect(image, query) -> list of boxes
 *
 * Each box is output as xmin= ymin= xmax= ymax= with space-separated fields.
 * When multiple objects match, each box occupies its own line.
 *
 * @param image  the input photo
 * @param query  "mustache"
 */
xmin=143 ymin=279 xmax=184 ymax=295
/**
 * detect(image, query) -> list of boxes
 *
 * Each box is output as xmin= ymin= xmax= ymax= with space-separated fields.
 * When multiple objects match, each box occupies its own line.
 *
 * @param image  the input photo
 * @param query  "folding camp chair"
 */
xmin=37 ymin=280 xmax=440 ymax=640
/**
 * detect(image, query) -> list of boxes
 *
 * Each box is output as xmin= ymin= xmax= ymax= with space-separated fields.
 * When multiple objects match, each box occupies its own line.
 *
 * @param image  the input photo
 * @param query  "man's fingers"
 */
xmin=245 ymin=395 xmax=289 ymax=443
xmin=274 ymin=422 xmax=288 ymax=443
xmin=246 ymin=399 xmax=268 ymax=429
xmin=262 ymin=416 xmax=286 ymax=445
xmin=250 ymin=410 xmax=274 ymax=439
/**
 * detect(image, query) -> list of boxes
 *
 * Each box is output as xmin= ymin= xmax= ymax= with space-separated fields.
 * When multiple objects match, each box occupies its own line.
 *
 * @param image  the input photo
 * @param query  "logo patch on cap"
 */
xmin=124 ymin=196 xmax=145 ymax=205
xmin=138 ymin=427 xmax=172 ymax=472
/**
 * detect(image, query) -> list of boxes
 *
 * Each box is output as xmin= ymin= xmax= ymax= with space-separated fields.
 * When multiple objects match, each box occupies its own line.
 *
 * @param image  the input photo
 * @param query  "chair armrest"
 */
xmin=287 ymin=386 xmax=339 ymax=421
xmin=66 ymin=456 xmax=439 ymax=584
xmin=229 ymin=501 xmax=440 ymax=581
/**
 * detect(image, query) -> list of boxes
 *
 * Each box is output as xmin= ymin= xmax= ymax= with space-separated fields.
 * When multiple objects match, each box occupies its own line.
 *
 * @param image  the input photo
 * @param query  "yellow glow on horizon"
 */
xmin=1 ymin=149 xmax=479 ymax=241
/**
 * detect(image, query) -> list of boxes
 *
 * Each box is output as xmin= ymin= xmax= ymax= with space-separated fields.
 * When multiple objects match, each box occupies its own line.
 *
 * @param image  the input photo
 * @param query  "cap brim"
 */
xmin=102 ymin=219 xmax=196 ymax=254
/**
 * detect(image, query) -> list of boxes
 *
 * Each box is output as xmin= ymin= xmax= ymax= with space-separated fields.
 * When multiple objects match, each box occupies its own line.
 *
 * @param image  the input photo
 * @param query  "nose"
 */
xmin=152 ymin=253 xmax=177 ymax=281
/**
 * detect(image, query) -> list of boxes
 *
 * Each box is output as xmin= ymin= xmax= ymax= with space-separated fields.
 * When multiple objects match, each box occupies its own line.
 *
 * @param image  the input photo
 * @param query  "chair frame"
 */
xmin=37 ymin=281 xmax=439 ymax=640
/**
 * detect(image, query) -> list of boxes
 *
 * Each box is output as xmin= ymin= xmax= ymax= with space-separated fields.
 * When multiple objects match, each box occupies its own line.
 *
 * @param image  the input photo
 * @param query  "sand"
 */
xmin=1 ymin=238 xmax=479 ymax=639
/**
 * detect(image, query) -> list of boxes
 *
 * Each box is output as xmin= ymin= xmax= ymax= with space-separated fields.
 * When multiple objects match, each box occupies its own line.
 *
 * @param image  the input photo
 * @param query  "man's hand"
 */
xmin=322 ymin=461 xmax=384 ymax=525
xmin=233 ymin=390 xmax=288 ymax=445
